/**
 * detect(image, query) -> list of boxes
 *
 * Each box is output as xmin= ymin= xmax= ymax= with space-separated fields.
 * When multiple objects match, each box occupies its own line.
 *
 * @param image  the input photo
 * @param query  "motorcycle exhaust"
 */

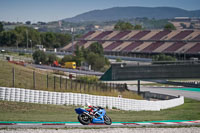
xmin=83 ymin=112 xmax=93 ymax=118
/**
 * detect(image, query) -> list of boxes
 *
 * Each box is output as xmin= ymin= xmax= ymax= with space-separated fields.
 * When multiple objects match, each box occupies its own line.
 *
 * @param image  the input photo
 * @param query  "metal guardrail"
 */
xmin=31 ymin=64 xmax=104 ymax=76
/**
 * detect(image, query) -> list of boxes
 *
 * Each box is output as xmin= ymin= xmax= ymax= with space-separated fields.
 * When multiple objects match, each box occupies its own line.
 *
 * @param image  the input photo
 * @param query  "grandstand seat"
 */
xmin=129 ymin=31 xmax=151 ymax=40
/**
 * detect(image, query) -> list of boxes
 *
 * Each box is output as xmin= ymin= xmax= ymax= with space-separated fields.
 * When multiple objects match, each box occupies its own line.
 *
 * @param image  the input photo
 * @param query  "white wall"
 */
xmin=0 ymin=87 xmax=184 ymax=111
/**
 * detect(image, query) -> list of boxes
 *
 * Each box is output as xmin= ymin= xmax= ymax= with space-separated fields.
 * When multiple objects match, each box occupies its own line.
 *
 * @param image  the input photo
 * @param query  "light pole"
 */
xmin=71 ymin=27 xmax=74 ymax=55
xmin=30 ymin=40 xmax=32 ymax=54
xmin=26 ymin=29 xmax=29 ymax=49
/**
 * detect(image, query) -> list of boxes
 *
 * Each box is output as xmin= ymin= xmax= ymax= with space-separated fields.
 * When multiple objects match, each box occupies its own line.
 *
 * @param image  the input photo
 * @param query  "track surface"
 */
xmin=0 ymin=120 xmax=200 ymax=128
xmin=128 ymin=85 xmax=200 ymax=101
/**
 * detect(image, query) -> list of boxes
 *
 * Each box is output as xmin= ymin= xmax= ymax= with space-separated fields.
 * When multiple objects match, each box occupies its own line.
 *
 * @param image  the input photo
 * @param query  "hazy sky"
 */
xmin=0 ymin=0 xmax=200 ymax=23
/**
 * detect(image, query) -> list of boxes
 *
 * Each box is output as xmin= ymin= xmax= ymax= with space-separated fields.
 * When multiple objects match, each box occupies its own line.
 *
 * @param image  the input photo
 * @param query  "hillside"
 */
xmin=63 ymin=6 xmax=200 ymax=22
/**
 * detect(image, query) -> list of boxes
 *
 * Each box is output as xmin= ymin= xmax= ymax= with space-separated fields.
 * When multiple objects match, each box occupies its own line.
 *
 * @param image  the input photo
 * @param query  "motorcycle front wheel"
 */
xmin=104 ymin=115 xmax=112 ymax=125
xmin=78 ymin=114 xmax=91 ymax=125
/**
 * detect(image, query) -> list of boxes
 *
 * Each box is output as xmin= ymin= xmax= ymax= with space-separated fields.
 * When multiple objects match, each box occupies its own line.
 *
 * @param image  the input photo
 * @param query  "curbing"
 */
xmin=0 ymin=120 xmax=200 ymax=126
xmin=0 ymin=87 xmax=184 ymax=111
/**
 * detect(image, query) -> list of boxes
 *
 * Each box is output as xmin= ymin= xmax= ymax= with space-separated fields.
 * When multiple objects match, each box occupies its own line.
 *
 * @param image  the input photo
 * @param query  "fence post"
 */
xmin=12 ymin=67 xmax=15 ymax=87
xmin=80 ymin=81 xmax=82 ymax=93
xmin=105 ymin=82 xmax=108 ymax=91
xmin=33 ymin=71 xmax=36 ymax=89
xmin=54 ymin=76 xmax=56 ymax=91
xmin=88 ymin=82 xmax=90 ymax=93
xmin=60 ymin=76 xmax=62 ymax=89
xmin=71 ymin=79 xmax=73 ymax=91
xmin=84 ymin=81 xmax=86 ymax=93
xmin=47 ymin=74 xmax=48 ymax=89
xmin=96 ymin=82 xmax=98 ymax=92
xmin=137 ymin=80 xmax=140 ymax=94
xmin=75 ymin=81 xmax=77 ymax=92
xmin=110 ymin=82 xmax=112 ymax=92
xmin=65 ymin=78 xmax=68 ymax=90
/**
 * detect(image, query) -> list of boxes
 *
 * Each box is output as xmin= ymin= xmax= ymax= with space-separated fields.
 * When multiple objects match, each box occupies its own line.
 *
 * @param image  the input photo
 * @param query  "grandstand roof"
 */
xmin=62 ymin=30 xmax=200 ymax=54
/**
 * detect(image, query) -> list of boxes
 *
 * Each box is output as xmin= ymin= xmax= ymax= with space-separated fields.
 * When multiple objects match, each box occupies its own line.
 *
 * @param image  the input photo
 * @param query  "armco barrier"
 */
xmin=0 ymin=87 xmax=184 ymax=111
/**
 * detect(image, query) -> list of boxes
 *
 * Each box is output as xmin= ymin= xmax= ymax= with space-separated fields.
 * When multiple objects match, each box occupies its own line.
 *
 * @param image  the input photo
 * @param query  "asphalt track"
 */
xmin=0 ymin=120 xmax=200 ymax=128
xmin=128 ymin=85 xmax=200 ymax=101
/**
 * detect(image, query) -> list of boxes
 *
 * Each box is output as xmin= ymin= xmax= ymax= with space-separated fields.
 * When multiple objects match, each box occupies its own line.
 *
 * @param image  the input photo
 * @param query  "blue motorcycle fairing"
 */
xmin=91 ymin=108 xmax=106 ymax=124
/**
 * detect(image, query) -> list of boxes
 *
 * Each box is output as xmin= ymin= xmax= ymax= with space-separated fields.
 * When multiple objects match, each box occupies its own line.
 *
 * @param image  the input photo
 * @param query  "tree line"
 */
xmin=114 ymin=21 xmax=176 ymax=30
xmin=33 ymin=42 xmax=110 ymax=72
xmin=0 ymin=22 xmax=72 ymax=49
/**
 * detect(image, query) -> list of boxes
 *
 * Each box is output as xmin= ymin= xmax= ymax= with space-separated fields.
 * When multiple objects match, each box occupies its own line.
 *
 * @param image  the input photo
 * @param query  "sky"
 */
xmin=0 ymin=0 xmax=200 ymax=23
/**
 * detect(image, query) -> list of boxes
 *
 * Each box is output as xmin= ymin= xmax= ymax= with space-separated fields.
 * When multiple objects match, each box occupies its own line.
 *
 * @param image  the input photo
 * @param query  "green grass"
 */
xmin=0 ymin=98 xmax=199 ymax=122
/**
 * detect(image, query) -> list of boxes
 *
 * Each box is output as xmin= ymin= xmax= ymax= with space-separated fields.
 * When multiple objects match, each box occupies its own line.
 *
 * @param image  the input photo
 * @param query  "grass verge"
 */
xmin=0 ymin=98 xmax=199 ymax=122
xmin=0 ymin=60 xmax=142 ymax=99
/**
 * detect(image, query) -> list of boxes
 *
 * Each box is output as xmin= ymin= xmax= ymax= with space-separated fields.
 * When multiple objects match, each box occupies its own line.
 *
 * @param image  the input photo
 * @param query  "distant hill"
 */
xmin=63 ymin=6 xmax=200 ymax=22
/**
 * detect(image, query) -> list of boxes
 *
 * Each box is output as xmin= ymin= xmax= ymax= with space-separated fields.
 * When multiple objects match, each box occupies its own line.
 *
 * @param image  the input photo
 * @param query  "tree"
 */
xmin=180 ymin=23 xmax=187 ymax=29
xmin=41 ymin=32 xmax=56 ymax=48
xmin=86 ymin=52 xmax=99 ymax=70
xmin=164 ymin=23 xmax=176 ymax=30
xmin=61 ymin=55 xmax=74 ymax=65
xmin=25 ymin=21 xmax=31 ymax=25
xmin=0 ymin=31 xmax=17 ymax=46
xmin=74 ymin=45 xmax=84 ymax=66
xmin=47 ymin=53 xmax=57 ymax=64
xmin=32 ymin=50 xmax=47 ymax=64
xmin=88 ymin=42 xmax=104 ymax=56
xmin=116 ymin=58 xmax=122 ymax=62
xmin=134 ymin=24 xmax=142 ymax=30
xmin=14 ymin=26 xmax=40 ymax=48
xmin=0 ymin=22 xmax=4 ymax=32
xmin=55 ymin=33 xmax=71 ymax=48
xmin=114 ymin=21 xmax=134 ymax=30
xmin=152 ymin=54 xmax=176 ymax=61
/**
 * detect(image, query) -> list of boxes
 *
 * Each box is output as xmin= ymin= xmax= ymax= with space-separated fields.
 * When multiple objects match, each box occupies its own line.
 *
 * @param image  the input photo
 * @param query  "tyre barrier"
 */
xmin=0 ymin=87 xmax=184 ymax=111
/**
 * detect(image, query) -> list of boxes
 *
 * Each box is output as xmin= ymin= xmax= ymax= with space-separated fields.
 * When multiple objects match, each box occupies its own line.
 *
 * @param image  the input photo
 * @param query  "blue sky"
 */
xmin=0 ymin=0 xmax=200 ymax=23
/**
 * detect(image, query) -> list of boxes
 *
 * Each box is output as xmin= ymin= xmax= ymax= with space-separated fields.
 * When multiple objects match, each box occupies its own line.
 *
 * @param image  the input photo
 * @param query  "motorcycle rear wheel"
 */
xmin=104 ymin=115 xmax=112 ymax=125
xmin=78 ymin=114 xmax=91 ymax=125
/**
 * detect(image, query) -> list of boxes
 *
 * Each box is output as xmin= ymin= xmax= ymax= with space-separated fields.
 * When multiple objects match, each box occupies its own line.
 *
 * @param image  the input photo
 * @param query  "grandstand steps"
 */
xmin=162 ymin=31 xmax=180 ymax=40
xmin=153 ymin=42 xmax=174 ymax=53
xmin=186 ymin=43 xmax=200 ymax=54
xmin=141 ymin=42 xmax=164 ymax=53
xmin=102 ymin=31 xmax=120 ymax=40
xmin=61 ymin=30 xmax=200 ymax=55
xmin=163 ymin=42 xmax=187 ymax=53
xmin=140 ymin=31 xmax=160 ymax=40
xmin=122 ymin=42 xmax=143 ymax=52
xmin=113 ymin=42 xmax=132 ymax=51
xmin=176 ymin=43 xmax=197 ymax=53
xmin=184 ymin=31 xmax=199 ymax=40
xmin=132 ymin=42 xmax=152 ymax=52
xmin=85 ymin=31 xmax=102 ymax=40
xmin=121 ymin=31 xmax=140 ymax=40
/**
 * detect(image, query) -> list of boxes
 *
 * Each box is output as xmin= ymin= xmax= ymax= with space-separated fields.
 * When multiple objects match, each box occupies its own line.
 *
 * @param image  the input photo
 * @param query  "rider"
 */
xmin=84 ymin=102 xmax=96 ymax=115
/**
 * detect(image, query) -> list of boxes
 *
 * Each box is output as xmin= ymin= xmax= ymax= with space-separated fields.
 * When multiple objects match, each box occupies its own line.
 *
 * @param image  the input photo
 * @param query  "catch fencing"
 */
xmin=0 ymin=60 xmax=134 ymax=99
xmin=0 ymin=87 xmax=184 ymax=111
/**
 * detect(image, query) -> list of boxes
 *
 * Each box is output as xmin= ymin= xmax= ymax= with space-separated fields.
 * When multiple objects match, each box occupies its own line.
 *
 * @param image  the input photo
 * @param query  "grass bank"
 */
xmin=0 ymin=98 xmax=199 ymax=122
xmin=0 ymin=60 xmax=142 ymax=99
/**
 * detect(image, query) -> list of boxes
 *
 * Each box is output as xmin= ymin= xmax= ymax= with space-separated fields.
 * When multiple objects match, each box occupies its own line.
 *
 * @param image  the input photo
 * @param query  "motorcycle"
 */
xmin=75 ymin=106 xmax=112 ymax=125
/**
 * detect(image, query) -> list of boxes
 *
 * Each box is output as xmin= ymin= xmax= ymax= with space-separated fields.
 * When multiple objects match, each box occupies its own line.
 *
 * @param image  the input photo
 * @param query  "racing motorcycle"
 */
xmin=75 ymin=105 xmax=112 ymax=125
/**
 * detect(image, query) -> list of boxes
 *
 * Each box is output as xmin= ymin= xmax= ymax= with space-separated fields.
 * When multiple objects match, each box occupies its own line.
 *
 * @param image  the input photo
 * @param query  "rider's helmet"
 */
xmin=86 ymin=102 xmax=92 ymax=108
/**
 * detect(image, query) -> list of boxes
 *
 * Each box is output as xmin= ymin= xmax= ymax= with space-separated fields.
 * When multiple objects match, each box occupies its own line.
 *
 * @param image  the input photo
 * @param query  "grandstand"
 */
xmin=62 ymin=30 xmax=200 ymax=58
